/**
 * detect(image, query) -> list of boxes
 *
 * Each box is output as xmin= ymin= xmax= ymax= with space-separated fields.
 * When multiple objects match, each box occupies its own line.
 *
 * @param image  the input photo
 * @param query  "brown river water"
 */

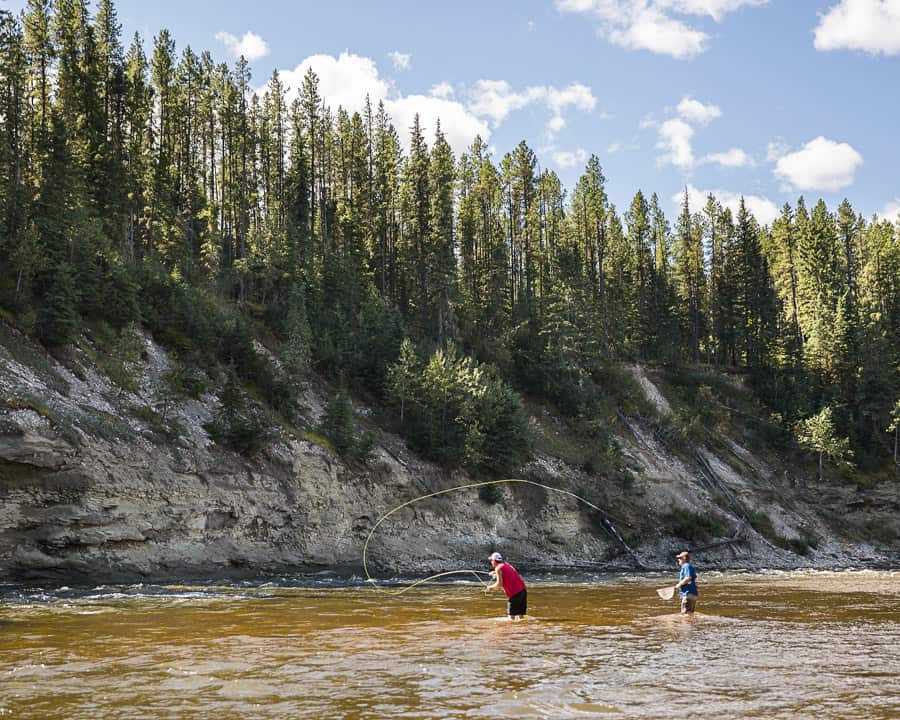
xmin=2 ymin=570 xmax=899 ymax=719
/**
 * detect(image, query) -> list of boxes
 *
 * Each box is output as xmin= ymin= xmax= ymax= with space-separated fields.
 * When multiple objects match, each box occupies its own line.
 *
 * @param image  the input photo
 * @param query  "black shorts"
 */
xmin=507 ymin=589 xmax=527 ymax=617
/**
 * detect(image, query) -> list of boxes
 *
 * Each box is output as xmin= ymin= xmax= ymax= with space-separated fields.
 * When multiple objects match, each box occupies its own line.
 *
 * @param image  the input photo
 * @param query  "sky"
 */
xmin=7 ymin=0 xmax=900 ymax=225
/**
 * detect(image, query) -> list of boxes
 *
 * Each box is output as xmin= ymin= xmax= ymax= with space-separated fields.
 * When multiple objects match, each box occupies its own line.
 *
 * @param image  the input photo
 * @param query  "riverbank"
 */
xmin=3 ymin=322 xmax=898 ymax=585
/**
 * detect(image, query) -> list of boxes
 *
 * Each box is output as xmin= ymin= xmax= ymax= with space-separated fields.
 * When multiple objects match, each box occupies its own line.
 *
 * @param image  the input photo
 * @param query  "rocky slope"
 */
xmin=1 ymin=322 xmax=896 ymax=584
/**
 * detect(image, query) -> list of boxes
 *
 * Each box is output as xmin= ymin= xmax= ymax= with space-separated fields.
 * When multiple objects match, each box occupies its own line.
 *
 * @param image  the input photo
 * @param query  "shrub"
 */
xmin=478 ymin=483 xmax=503 ymax=505
xmin=747 ymin=510 xmax=776 ymax=540
xmin=205 ymin=368 xmax=272 ymax=455
xmin=667 ymin=509 xmax=725 ymax=542
xmin=318 ymin=388 xmax=375 ymax=462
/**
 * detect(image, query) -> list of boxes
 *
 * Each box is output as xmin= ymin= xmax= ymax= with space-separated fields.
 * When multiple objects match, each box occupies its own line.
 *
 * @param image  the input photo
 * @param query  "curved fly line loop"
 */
xmin=362 ymin=478 xmax=643 ymax=595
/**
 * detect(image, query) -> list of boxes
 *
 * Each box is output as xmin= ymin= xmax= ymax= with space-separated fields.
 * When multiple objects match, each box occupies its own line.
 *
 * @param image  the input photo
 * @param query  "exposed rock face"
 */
xmin=0 ymin=323 xmax=896 ymax=584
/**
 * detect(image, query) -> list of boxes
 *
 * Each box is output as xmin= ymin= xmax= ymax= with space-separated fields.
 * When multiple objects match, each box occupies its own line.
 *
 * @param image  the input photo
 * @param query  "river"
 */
xmin=2 ymin=570 xmax=899 ymax=719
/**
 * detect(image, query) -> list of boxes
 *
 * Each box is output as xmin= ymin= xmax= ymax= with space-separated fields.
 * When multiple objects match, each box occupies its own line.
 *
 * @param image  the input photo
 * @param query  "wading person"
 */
xmin=675 ymin=550 xmax=699 ymax=614
xmin=486 ymin=551 xmax=527 ymax=620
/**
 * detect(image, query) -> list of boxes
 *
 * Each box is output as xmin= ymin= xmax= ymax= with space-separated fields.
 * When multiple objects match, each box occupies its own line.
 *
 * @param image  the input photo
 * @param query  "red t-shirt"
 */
xmin=498 ymin=562 xmax=526 ymax=598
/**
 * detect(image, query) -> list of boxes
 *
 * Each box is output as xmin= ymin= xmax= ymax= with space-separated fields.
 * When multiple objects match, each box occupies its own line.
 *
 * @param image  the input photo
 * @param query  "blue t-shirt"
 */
xmin=679 ymin=562 xmax=698 ymax=597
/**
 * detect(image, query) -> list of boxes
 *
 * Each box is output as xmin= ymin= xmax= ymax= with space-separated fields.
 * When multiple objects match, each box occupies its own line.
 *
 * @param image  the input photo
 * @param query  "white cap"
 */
xmin=489 ymin=552 xmax=503 ymax=562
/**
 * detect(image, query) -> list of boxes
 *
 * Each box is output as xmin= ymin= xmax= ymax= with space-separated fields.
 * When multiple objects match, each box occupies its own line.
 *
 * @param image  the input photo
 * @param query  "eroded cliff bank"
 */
xmin=1 ymin=322 xmax=897 ymax=584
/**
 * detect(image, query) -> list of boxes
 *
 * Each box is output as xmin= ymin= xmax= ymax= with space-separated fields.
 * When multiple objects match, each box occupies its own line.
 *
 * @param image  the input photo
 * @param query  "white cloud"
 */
xmin=528 ymin=20 xmax=537 ymax=31
xmin=549 ymin=147 xmax=589 ymax=168
xmin=387 ymin=95 xmax=490 ymax=156
xmin=268 ymin=53 xmax=592 ymax=156
xmin=766 ymin=139 xmax=790 ymax=162
xmin=657 ymin=0 xmax=769 ymax=22
xmin=388 ymin=51 xmax=411 ymax=70
xmin=556 ymin=0 xmax=768 ymax=58
xmin=607 ymin=140 xmax=640 ymax=153
xmin=773 ymin=136 xmax=864 ymax=192
xmin=657 ymin=118 xmax=695 ymax=168
xmin=544 ymin=83 xmax=597 ymax=116
xmin=655 ymin=95 xmax=750 ymax=170
xmin=544 ymin=82 xmax=597 ymax=136
xmin=639 ymin=112 xmax=657 ymax=129
xmin=215 ymin=31 xmax=270 ymax=61
xmin=271 ymin=53 xmax=487 ymax=155
xmin=676 ymin=184 xmax=779 ymax=225
xmin=814 ymin=0 xmax=900 ymax=56
xmin=703 ymin=147 xmax=753 ymax=167
xmin=276 ymin=52 xmax=390 ymax=116
xmin=676 ymin=96 xmax=721 ymax=125
xmin=548 ymin=115 xmax=567 ymax=134
xmin=467 ymin=80 xmax=546 ymax=127
xmin=430 ymin=82 xmax=455 ymax=99
xmin=466 ymin=79 xmax=596 ymax=136
xmin=610 ymin=6 xmax=709 ymax=57
xmin=879 ymin=198 xmax=900 ymax=220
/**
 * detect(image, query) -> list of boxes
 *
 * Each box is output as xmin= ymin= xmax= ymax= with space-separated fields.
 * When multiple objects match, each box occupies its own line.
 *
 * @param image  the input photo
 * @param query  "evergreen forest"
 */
xmin=0 ymin=1 xmax=898 ymax=478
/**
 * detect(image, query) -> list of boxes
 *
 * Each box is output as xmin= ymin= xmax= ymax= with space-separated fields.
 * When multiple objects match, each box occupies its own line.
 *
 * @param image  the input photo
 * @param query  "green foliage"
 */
xmin=319 ymin=388 xmax=355 ymax=455
xmin=478 ymin=483 xmax=503 ymax=505
xmin=782 ymin=530 xmax=818 ymax=556
xmin=100 ymin=263 xmax=141 ymax=329
xmin=156 ymin=362 xmax=205 ymax=421
xmin=795 ymin=406 xmax=854 ymax=480
xmin=0 ymin=0 xmax=896 ymax=479
xmin=386 ymin=338 xmax=418 ymax=424
xmin=96 ymin=322 xmax=143 ymax=397
xmin=130 ymin=404 xmax=185 ymax=442
xmin=667 ymin=509 xmax=725 ymax=542
xmin=747 ymin=510 xmax=777 ymax=541
xmin=280 ymin=284 xmax=312 ymax=382
xmin=386 ymin=342 xmax=530 ymax=474
xmin=36 ymin=263 xmax=80 ymax=346
xmin=299 ymin=430 xmax=335 ymax=452
xmin=748 ymin=510 xmax=818 ymax=555
xmin=205 ymin=368 xmax=272 ymax=455
xmin=318 ymin=387 xmax=374 ymax=462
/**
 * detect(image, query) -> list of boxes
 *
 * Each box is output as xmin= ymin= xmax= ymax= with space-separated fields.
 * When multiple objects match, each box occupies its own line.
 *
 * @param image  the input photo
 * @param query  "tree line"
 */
xmin=0 ymin=1 xmax=897 ymax=474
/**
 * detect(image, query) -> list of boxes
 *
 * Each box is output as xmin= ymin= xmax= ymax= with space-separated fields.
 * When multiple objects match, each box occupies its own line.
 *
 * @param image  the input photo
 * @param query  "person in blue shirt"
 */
xmin=675 ymin=550 xmax=699 ymax=614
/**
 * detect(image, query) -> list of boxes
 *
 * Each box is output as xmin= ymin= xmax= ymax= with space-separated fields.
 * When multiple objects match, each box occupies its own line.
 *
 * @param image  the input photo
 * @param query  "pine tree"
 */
xmin=625 ymin=190 xmax=652 ymax=359
xmin=37 ymin=261 xmax=80 ymax=345
xmin=387 ymin=337 xmax=419 ymax=424
xmin=280 ymin=283 xmax=312 ymax=382
xmin=398 ymin=114 xmax=430 ymax=327
xmin=285 ymin=97 xmax=310 ymax=279
xmin=23 ymin=0 xmax=53 ymax=145
xmin=298 ymin=68 xmax=321 ymax=256
xmin=371 ymin=101 xmax=400 ymax=300
xmin=123 ymin=31 xmax=152 ymax=262
xmin=319 ymin=387 xmax=356 ymax=456
xmin=0 ymin=12 xmax=27 ymax=250
xmin=673 ymin=189 xmax=704 ymax=363
xmin=648 ymin=192 xmax=677 ymax=361
xmin=570 ymin=155 xmax=608 ymax=356
xmin=427 ymin=122 xmax=455 ymax=346
xmin=769 ymin=202 xmax=804 ymax=365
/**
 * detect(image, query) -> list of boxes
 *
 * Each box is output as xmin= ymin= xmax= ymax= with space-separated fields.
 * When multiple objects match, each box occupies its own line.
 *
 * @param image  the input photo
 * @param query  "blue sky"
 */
xmin=8 ymin=0 xmax=900 ymax=224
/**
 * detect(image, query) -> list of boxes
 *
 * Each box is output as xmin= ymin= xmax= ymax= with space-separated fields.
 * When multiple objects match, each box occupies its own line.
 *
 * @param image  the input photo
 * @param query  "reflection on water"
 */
xmin=2 ymin=571 xmax=899 ymax=719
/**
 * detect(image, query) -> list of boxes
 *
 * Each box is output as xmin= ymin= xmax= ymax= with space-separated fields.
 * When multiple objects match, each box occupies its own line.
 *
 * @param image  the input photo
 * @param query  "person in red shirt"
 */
xmin=485 ymin=551 xmax=527 ymax=620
